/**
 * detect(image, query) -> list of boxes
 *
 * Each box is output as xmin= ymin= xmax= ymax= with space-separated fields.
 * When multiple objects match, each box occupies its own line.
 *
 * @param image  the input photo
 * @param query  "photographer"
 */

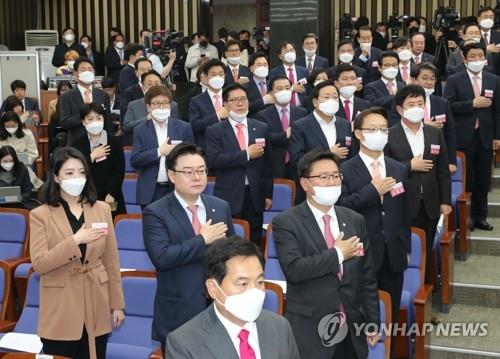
xmin=185 ymin=32 xmax=218 ymax=82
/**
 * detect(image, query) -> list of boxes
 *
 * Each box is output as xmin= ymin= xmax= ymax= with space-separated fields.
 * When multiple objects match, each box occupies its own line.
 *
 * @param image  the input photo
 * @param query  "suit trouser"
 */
xmin=463 ymin=130 xmax=493 ymax=221
xmin=234 ymin=186 xmax=264 ymax=245
xmin=412 ymin=200 xmax=439 ymax=284
xmin=331 ymin=331 xmax=360 ymax=359
xmin=41 ymin=326 xmax=108 ymax=359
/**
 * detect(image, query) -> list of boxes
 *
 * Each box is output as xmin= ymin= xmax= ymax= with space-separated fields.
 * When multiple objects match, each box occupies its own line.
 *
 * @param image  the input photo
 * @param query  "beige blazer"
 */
xmin=30 ymin=200 xmax=124 ymax=359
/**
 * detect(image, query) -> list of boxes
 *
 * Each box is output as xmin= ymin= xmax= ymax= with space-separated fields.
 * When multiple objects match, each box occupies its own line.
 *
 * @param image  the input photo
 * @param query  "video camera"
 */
xmin=144 ymin=30 xmax=185 ymax=65
xmin=433 ymin=6 xmax=460 ymax=31
xmin=339 ymin=14 xmax=354 ymax=40
xmin=387 ymin=14 xmax=409 ymax=40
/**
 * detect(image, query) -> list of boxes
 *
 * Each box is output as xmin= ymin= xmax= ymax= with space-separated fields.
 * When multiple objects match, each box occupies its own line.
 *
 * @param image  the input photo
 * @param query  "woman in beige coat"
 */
xmin=30 ymin=146 xmax=125 ymax=359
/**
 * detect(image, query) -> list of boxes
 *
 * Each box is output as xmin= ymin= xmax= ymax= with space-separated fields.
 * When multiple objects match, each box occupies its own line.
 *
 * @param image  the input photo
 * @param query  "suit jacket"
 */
xmin=165 ymin=304 xmax=300 ymax=358
xmin=224 ymin=64 xmax=253 ymax=85
xmin=118 ymin=64 xmax=138 ymax=93
xmin=143 ymin=193 xmax=235 ymax=342
xmin=245 ymin=78 xmax=270 ymax=115
xmin=189 ymin=91 xmax=220 ymax=149
xmin=29 ymin=202 xmax=124 ymax=346
xmin=269 ymin=64 xmax=309 ymax=106
xmin=289 ymin=112 xmax=355 ymax=167
xmin=58 ymin=87 xmax=112 ymax=144
xmin=296 ymin=54 xmax=329 ymax=70
xmin=255 ymin=105 xmax=308 ymax=178
xmin=120 ymin=83 xmax=144 ymax=117
xmin=327 ymin=63 xmax=367 ymax=99
xmin=364 ymin=78 xmax=405 ymax=108
xmin=444 ymin=70 xmax=500 ymax=150
xmin=273 ymin=202 xmax=380 ymax=359
xmin=130 ymin=118 xmax=195 ymax=206
xmin=181 ymin=84 xmax=203 ymax=121
xmin=51 ymin=42 xmax=86 ymax=67
xmin=385 ymin=122 xmax=451 ymax=219
xmin=396 ymin=62 xmax=415 ymax=83
xmin=206 ymin=118 xmax=273 ymax=214
xmin=353 ymin=46 xmax=383 ymax=83
xmin=337 ymin=96 xmax=371 ymax=122
xmin=1 ymin=97 xmax=39 ymax=113
xmin=86 ymin=50 xmax=105 ymax=76
xmin=339 ymin=154 xmax=411 ymax=272
xmin=123 ymin=98 xmax=179 ymax=134
xmin=104 ymin=46 xmax=124 ymax=84
xmin=411 ymin=52 xmax=435 ymax=65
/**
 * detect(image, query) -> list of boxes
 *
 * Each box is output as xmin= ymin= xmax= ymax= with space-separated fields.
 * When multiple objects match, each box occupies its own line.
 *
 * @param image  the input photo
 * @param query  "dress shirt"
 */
xmin=402 ymin=121 xmax=425 ymax=157
xmin=207 ymin=88 xmax=223 ymax=114
xmin=78 ymin=84 xmax=93 ymax=102
xmin=283 ymin=64 xmax=302 ymax=106
xmin=359 ymin=151 xmax=386 ymax=179
xmin=275 ymin=103 xmax=291 ymax=125
xmin=174 ymin=191 xmax=207 ymax=226
xmin=154 ymin=120 xmax=169 ymax=183
xmin=340 ymin=95 xmax=354 ymax=121
xmin=313 ymin=110 xmax=337 ymax=148
xmin=467 ymin=69 xmax=482 ymax=93
xmin=228 ymin=117 xmax=249 ymax=183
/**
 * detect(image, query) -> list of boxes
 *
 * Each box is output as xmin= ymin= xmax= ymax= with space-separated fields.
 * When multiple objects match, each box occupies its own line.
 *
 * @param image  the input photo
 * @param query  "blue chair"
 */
xmin=232 ymin=219 xmax=250 ymax=240
xmin=368 ymin=290 xmax=391 ymax=359
xmin=0 ymin=260 xmax=12 ymax=322
xmin=114 ymin=215 xmax=154 ymax=271
xmin=264 ymin=225 xmax=285 ymax=281
xmin=0 ymin=208 xmax=29 ymax=261
xmin=107 ymin=271 xmax=160 ymax=359
xmin=263 ymin=281 xmax=284 ymax=315
xmin=263 ymin=179 xmax=296 ymax=225
xmin=124 ymin=146 xmax=135 ymax=174
xmin=122 ymin=176 xmax=141 ymax=214
xmin=203 ymin=176 xmax=215 ymax=196
xmin=452 ymin=152 xmax=470 ymax=260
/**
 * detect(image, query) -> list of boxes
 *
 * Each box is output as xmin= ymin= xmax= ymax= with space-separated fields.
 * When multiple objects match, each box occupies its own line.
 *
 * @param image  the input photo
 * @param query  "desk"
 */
xmin=1 ymin=353 xmax=69 ymax=359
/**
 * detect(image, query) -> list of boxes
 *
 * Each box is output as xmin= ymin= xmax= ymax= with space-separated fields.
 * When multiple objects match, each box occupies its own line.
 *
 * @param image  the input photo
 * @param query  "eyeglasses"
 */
xmin=150 ymin=101 xmax=171 ymax=107
xmin=359 ymin=128 xmax=390 ymax=134
xmin=173 ymin=169 xmax=208 ymax=178
xmin=307 ymin=173 xmax=343 ymax=182
xmin=227 ymin=97 xmax=248 ymax=104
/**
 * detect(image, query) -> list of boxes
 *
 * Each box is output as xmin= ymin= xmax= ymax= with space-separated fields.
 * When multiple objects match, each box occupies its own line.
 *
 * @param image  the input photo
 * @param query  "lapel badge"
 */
xmin=212 ymin=209 xmax=215 ymax=213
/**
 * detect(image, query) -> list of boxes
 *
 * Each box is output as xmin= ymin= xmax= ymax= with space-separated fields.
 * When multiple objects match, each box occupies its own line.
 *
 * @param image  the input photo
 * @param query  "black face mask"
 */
xmin=199 ymin=40 xmax=208 ymax=47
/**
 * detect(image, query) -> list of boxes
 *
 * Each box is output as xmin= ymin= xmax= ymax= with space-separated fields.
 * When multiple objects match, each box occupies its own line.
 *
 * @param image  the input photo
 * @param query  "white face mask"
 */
xmin=318 ymin=99 xmax=339 ymax=117
xmin=227 ymin=56 xmax=241 ymax=65
xmin=208 ymin=76 xmax=225 ymax=90
xmin=360 ymin=42 xmax=372 ymax=51
xmin=403 ymin=107 xmax=425 ymax=123
xmin=85 ymin=121 xmax=104 ymax=135
xmin=229 ymin=110 xmax=248 ymax=123
xmin=213 ymin=281 xmax=265 ymax=323
xmin=339 ymin=52 xmax=354 ymax=64
xmin=79 ymin=71 xmax=95 ymax=84
xmin=339 ymin=85 xmax=357 ymax=99
xmin=398 ymin=49 xmax=413 ymax=62
xmin=424 ymin=87 xmax=435 ymax=97
xmin=6 ymin=127 xmax=18 ymax=135
xmin=81 ymin=42 xmax=89 ymax=49
xmin=480 ymin=19 xmax=494 ymax=30
xmin=419 ymin=25 xmax=427 ymax=33
xmin=253 ymin=66 xmax=269 ymax=78
xmin=283 ymin=51 xmax=296 ymax=63
xmin=382 ymin=67 xmax=399 ymax=80
xmin=67 ymin=60 xmax=75 ymax=69
xmin=151 ymin=109 xmax=171 ymax=123
xmin=467 ymin=37 xmax=481 ymax=44
xmin=467 ymin=60 xmax=485 ymax=73
xmin=1 ymin=162 xmax=14 ymax=171
xmin=303 ymin=48 xmax=316 ymax=57
xmin=115 ymin=41 xmax=125 ymax=50
xmin=64 ymin=33 xmax=75 ymax=42
xmin=312 ymin=185 xmax=342 ymax=206
xmin=361 ymin=130 xmax=388 ymax=151
xmin=274 ymin=90 xmax=292 ymax=105
xmin=60 ymin=177 xmax=86 ymax=197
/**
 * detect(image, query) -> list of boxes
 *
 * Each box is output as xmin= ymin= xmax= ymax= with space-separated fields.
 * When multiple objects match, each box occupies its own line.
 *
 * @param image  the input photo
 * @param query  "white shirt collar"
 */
xmin=340 ymin=95 xmax=354 ymax=104
xmin=228 ymin=117 xmax=248 ymax=129
xmin=380 ymin=77 xmax=394 ymax=86
xmin=174 ymin=190 xmax=204 ymax=211
xmin=275 ymin=103 xmax=290 ymax=114
xmin=401 ymin=120 xmax=423 ymax=134
xmin=307 ymin=200 xmax=337 ymax=222
xmin=359 ymin=151 xmax=385 ymax=172
xmin=313 ymin=110 xmax=336 ymax=125
xmin=207 ymin=88 xmax=223 ymax=99
xmin=467 ymin=69 xmax=482 ymax=80
xmin=152 ymin=118 xmax=168 ymax=131
xmin=213 ymin=303 xmax=258 ymax=349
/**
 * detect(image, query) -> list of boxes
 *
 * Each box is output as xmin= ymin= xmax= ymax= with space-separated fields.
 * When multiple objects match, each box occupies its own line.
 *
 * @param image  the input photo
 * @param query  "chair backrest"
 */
xmin=15 ymin=272 xmax=40 ymax=334
xmin=108 ymin=271 xmax=159 ymax=349
xmin=232 ymin=219 xmax=250 ymax=240
xmin=378 ymin=290 xmax=392 ymax=359
xmin=270 ymin=179 xmax=295 ymax=211
xmin=0 ymin=260 xmax=11 ymax=321
xmin=457 ymin=151 xmax=467 ymax=189
xmin=0 ymin=208 xmax=29 ymax=260
xmin=123 ymin=146 xmax=135 ymax=173
xmin=114 ymin=215 xmax=154 ymax=271
xmin=264 ymin=281 xmax=284 ymax=315
xmin=122 ymin=177 xmax=138 ymax=205
xmin=264 ymin=225 xmax=286 ymax=281
xmin=204 ymin=176 xmax=216 ymax=196
xmin=403 ymin=228 xmax=426 ymax=303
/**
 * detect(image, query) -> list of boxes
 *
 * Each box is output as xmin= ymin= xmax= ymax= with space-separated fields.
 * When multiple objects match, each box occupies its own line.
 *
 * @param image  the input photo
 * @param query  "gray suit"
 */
xmin=123 ymin=97 xmax=180 ymax=134
xmin=165 ymin=304 xmax=300 ymax=359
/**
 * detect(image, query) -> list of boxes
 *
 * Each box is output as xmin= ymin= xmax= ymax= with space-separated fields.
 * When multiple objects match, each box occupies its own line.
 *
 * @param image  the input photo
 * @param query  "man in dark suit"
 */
xmin=296 ymin=33 xmax=329 ymax=74
xmin=333 ymin=64 xmax=371 ymax=122
xmin=189 ymin=59 xmax=228 ymax=150
xmin=255 ymin=76 xmax=308 ymax=179
xmin=445 ymin=42 xmax=500 ymax=231
xmin=120 ymin=58 xmax=153 ymax=117
xmin=410 ymin=32 xmax=435 ymax=65
xmin=269 ymin=41 xmax=308 ymax=107
xmin=223 ymin=39 xmax=252 ymax=86
xmin=364 ymin=51 xmax=405 ymax=108
xmin=385 ymin=85 xmax=451 ymax=283
xmin=206 ymin=83 xmax=273 ymax=244
xmin=58 ymin=58 xmax=112 ymax=144
xmin=339 ymin=107 xmax=410 ymax=344
xmin=0 ymin=80 xmax=40 ymax=113
xmin=329 ymin=40 xmax=368 ymax=96
xmin=392 ymin=37 xmax=415 ymax=84
xmin=143 ymin=143 xmax=234 ymax=355
xmin=130 ymin=86 xmax=194 ymax=208
xmin=273 ymin=148 xmax=380 ymax=359
xmin=166 ymin=236 xmax=300 ymax=358
xmin=246 ymin=52 xmax=275 ymax=115
xmin=214 ymin=27 xmax=228 ymax=58
xmin=104 ymin=34 xmax=126 ymax=85
xmin=51 ymin=27 xmax=86 ymax=67
xmin=118 ymin=43 xmax=144 ymax=93
xmin=477 ymin=6 xmax=500 ymax=76
xmin=353 ymin=26 xmax=384 ymax=83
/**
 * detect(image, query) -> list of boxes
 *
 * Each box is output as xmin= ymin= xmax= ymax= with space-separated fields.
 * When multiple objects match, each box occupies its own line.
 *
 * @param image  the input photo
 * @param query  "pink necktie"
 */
xmin=259 ymin=81 xmax=267 ymax=96
xmin=188 ymin=205 xmax=201 ymax=235
xmin=322 ymin=214 xmax=336 ymax=249
xmin=472 ymin=76 xmax=481 ymax=129
xmin=238 ymin=329 xmax=256 ymax=359
xmin=236 ymin=123 xmax=246 ymax=150
xmin=415 ymin=55 xmax=421 ymax=64
xmin=344 ymin=99 xmax=351 ymax=122
xmin=424 ymin=103 xmax=430 ymax=121
xmin=402 ymin=65 xmax=409 ymax=82
xmin=232 ymin=67 xmax=239 ymax=81
xmin=287 ymin=67 xmax=296 ymax=107
xmin=281 ymin=108 xmax=290 ymax=163
xmin=371 ymin=160 xmax=381 ymax=179
xmin=387 ymin=81 xmax=395 ymax=95
xmin=213 ymin=94 xmax=222 ymax=112
xmin=307 ymin=56 xmax=313 ymax=73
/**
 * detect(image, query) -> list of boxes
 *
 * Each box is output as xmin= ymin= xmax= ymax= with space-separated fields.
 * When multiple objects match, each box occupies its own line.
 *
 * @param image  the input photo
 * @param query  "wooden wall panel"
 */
xmin=0 ymin=0 xmax=38 ymax=50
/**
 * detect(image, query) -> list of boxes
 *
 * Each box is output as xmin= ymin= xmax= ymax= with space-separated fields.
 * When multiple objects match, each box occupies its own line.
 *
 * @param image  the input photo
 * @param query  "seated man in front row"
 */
xmin=165 ymin=236 xmax=300 ymax=358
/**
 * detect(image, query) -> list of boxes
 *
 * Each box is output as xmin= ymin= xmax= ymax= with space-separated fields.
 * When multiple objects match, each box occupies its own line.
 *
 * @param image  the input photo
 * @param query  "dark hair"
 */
xmin=332 ymin=63 xmax=356 ymax=81
xmin=406 ymin=16 xmax=420 ymax=27
xmin=270 ymin=76 xmax=291 ymax=90
xmin=337 ymin=39 xmax=354 ymax=50
xmin=462 ymin=42 xmax=486 ymax=57
xmin=73 ymin=57 xmax=95 ymax=72
xmin=135 ymin=57 xmax=152 ymax=70
xmin=0 ymin=111 xmax=25 ymax=140
xmin=410 ymin=32 xmax=426 ymax=41
xmin=57 ymin=80 xmax=73 ymax=96
xmin=10 ymin=80 xmax=26 ymax=92
xmin=205 ymin=236 xmax=264 ymax=283
xmin=124 ymin=43 xmax=144 ymax=61
xmin=312 ymin=79 xmax=337 ymax=99
xmin=225 ymin=39 xmax=241 ymax=52
xmin=218 ymin=27 xmax=228 ymax=39
xmin=3 ymin=95 xmax=24 ymax=112
xmin=62 ymin=27 xmax=76 ymax=35
xmin=140 ymin=69 xmax=162 ymax=83
xmin=41 ymin=147 xmax=97 ymax=206
xmin=417 ymin=16 xmax=427 ymax=22
xmin=353 ymin=107 xmax=388 ymax=130
xmin=298 ymin=148 xmax=341 ymax=178
xmin=278 ymin=41 xmax=296 ymax=54
xmin=411 ymin=62 xmax=438 ymax=79
xmin=392 ymin=36 xmax=410 ymax=50
xmin=201 ymin=59 xmax=226 ymax=75
xmin=222 ymin=83 xmax=248 ymax=102
xmin=100 ymin=77 xmax=115 ymax=89
xmin=302 ymin=33 xmax=318 ymax=44
xmin=307 ymin=69 xmax=330 ymax=86
xmin=376 ymin=21 xmax=387 ymax=27
xmin=357 ymin=26 xmax=372 ymax=35
xmin=248 ymin=51 xmax=268 ymax=67
xmin=191 ymin=32 xmax=200 ymax=41
xmin=478 ymin=6 xmax=495 ymax=17
xmin=110 ymin=34 xmax=124 ymax=44
xmin=80 ymin=102 xmax=106 ymax=120
xmin=378 ymin=50 xmax=400 ymax=67
xmin=80 ymin=34 xmax=93 ymax=43
xmin=463 ymin=23 xmax=481 ymax=35
xmin=228 ymin=31 xmax=238 ymax=40
xmin=0 ymin=145 xmax=23 ymax=176
xmin=166 ymin=143 xmax=206 ymax=171
xmin=139 ymin=28 xmax=151 ymax=37
xmin=144 ymin=85 xmax=173 ymax=104
xmin=239 ymin=29 xmax=251 ymax=37
xmin=109 ymin=27 xmax=122 ymax=35
xmin=395 ymin=84 xmax=426 ymax=107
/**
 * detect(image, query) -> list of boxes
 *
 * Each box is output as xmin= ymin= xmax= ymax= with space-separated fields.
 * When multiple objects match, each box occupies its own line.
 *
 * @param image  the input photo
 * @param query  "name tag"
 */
xmin=345 ymin=136 xmax=352 ymax=147
xmin=255 ymin=138 xmax=266 ymax=147
xmin=485 ymin=89 xmax=494 ymax=98
xmin=170 ymin=140 xmax=182 ymax=145
xmin=435 ymin=114 xmax=446 ymax=123
xmin=390 ymin=182 xmax=405 ymax=197
xmin=92 ymin=222 xmax=108 ymax=235
xmin=431 ymin=144 xmax=440 ymax=155
xmin=356 ymin=243 xmax=365 ymax=256
xmin=298 ymin=78 xmax=308 ymax=86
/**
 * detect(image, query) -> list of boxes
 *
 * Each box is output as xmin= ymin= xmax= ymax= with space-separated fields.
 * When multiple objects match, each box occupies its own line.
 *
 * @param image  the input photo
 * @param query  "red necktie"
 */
xmin=188 ymin=205 xmax=201 ymax=235
xmin=402 ymin=65 xmax=409 ymax=82
xmin=238 ymin=329 xmax=256 ymax=359
xmin=259 ymin=81 xmax=267 ymax=96
xmin=236 ymin=123 xmax=246 ymax=150
xmin=344 ymin=99 xmax=351 ymax=122
xmin=287 ymin=67 xmax=296 ymax=106
xmin=281 ymin=108 xmax=290 ymax=163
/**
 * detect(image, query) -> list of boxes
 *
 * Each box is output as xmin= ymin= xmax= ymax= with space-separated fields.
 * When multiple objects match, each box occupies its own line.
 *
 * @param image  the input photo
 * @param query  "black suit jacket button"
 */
xmin=381 ymin=211 xmax=386 ymax=216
